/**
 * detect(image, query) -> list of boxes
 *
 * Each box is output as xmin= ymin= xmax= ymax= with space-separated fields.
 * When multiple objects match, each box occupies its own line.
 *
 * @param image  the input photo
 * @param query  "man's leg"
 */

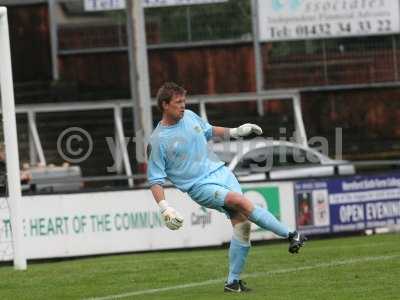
xmin=225 ymin=212 xmax=252 ymax=293
xmin=249 ymin=204 xmax=289 ymax=237
xmin=187 ymin=180 xmax=252 ymax=291
xmin=224 ymin=192 xmax=307 ymax=253
xmin=225 ymin=192 xmax=289 ymax=237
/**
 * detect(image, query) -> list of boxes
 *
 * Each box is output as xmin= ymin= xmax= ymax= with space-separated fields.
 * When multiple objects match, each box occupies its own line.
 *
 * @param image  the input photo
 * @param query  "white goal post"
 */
xmin=0 ymin=6 xmax=27 ymax=270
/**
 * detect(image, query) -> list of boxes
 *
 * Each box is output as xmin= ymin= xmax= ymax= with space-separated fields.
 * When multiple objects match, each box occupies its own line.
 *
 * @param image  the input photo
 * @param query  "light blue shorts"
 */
xmin=188 ymin=166 xmax=242 ymax=218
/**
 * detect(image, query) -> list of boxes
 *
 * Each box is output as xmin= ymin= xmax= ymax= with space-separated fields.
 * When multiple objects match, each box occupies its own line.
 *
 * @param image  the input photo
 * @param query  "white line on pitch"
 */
xmin=84 ymin=254 xmax=399 ymax=300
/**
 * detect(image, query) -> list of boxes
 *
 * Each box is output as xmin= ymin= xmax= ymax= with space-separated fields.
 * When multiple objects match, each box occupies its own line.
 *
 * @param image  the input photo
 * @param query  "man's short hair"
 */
xmin=156 ymin=82 xmax=186 ymax=111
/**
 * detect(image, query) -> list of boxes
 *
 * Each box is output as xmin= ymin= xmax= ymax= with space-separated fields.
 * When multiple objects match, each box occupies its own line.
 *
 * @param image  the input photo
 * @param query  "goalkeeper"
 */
xmin=147 ymin=82 xmax=306 ymax=293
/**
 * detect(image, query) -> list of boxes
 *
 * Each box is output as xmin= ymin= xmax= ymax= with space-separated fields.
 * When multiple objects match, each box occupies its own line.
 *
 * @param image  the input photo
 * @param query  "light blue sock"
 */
xmin=227 ymin=238 xmax=250 ymax=284
xmin=248 ymin=206 xmax=290 ymax=238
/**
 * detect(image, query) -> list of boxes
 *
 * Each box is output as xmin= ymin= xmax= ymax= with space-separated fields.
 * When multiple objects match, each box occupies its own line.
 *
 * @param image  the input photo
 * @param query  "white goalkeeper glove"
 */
xmin=158 ymin=200 xmax=184 ymax=230
xmin=229 ymin=123 xmax=263 ymax=139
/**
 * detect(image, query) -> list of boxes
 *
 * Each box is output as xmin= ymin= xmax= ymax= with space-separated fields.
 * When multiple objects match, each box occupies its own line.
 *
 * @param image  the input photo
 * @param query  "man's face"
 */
xmin=163 ymin=94 xmax=186 ymax=121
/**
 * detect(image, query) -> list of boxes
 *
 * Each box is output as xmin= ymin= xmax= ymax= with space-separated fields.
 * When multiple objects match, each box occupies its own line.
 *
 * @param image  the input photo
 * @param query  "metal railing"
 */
xmin=8 ymin=90 xmax=302 ymax=188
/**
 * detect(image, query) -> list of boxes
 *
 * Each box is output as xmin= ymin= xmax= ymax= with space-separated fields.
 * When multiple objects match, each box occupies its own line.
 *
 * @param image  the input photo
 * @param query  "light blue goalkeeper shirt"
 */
xmin=147 ymin=109 xmax=224 ymax=192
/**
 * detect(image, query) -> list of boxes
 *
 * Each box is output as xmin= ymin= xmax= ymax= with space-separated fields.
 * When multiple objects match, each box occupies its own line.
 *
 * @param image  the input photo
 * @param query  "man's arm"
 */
xmin=150 ymin=184 xmax=166 ymax=205
xmin=147 ymin=141 xmax=183 ymax=231
xmin=212 ymin=126 xmax=229 ymax=138
xmin=213 ymin=124 xmax=263 ymax=139
xmin=150 ymin=184 xmax=183 ymax=230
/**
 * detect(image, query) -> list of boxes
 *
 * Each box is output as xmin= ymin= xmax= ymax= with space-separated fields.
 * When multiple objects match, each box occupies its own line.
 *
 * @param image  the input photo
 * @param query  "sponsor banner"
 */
xmin=295 ymin=172 xmax=400 ymax=234
xmin=84 ymin=0 xmax=227 ymax=11
xmin=258 ymin=0 xmax=400 ymax=41
xmin=242 ymin=181 xmax=295 ymax=241
xmin=0 ymin=189 xmax=229 ymax=261
xmin=0 ymin=182 xmax=295 ymax=261
xmin=84 ymin=0 xmax=126 ymax=11
xmin=328 ymin=173 xmax=400 ymax=233
xmin=294 ymin=181 xmax=331 ymax=235
xmin=0 ymin=198 xmax=13 ymax=261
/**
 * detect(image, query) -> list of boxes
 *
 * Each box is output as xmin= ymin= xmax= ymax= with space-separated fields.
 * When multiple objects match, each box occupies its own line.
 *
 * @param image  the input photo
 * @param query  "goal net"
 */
xmin=0 ymin=6 xmax=26 ymax=270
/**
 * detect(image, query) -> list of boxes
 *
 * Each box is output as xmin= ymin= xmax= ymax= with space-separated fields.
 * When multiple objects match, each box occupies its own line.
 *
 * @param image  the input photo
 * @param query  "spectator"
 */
xmin=0 ymin=143 xmax=31 ymax=195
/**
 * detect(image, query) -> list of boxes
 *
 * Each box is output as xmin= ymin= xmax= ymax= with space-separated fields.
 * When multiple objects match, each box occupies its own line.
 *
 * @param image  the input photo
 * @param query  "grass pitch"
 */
xmin=0 ymin=233 xmax=399 ymax=300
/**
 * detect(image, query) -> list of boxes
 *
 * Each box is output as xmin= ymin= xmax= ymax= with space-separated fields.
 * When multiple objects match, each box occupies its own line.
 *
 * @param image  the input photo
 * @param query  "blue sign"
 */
xmin=294 ymin=172 xmax=400 ymax=235
xmin=327 ymin=173 xmax=400 ymax=233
